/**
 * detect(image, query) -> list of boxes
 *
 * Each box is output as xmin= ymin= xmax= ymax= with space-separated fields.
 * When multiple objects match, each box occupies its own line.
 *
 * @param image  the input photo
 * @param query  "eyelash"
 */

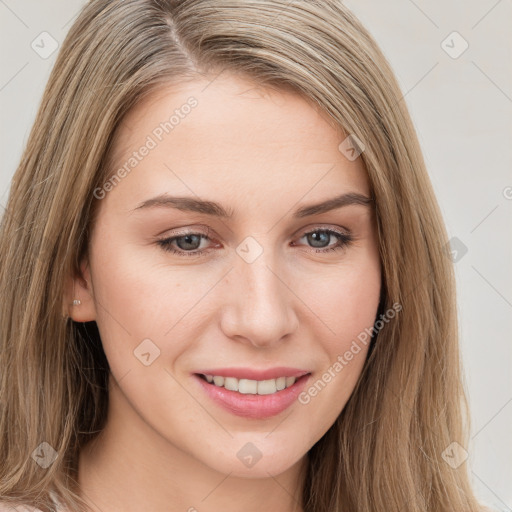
xmin=156 ymin=227 xmax=353 ymax=257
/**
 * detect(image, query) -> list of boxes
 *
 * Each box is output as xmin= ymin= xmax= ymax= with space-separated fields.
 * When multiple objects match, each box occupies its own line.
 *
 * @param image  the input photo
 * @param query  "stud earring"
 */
xmin=72 ymin=299 xmax=81 ymax=306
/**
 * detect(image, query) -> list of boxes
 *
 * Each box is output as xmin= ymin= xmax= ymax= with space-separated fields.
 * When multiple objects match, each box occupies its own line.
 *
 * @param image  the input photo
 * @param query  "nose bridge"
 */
xmin=220 ymin=237 xmax=297 ymax=346
xmin=240 ymin=250 xmax=282 ymax=308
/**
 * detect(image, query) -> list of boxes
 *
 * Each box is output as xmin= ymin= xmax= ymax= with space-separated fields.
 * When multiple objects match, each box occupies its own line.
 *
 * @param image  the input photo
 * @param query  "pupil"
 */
xmin=177 ymin=234 xmax=201 ymax=250
xmin=309 ymin=231 xmax=329 ymax=248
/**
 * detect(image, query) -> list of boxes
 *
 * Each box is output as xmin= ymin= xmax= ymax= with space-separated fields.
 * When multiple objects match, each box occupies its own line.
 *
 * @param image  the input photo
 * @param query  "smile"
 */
xmin=199 ymin=374 xmax=297 ymax=395
xmin=193 ymin=370 xmax=311 ymax=419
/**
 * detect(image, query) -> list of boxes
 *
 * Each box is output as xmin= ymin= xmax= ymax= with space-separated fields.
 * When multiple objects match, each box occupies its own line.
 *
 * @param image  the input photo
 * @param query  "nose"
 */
xmin=219 ymin=246 xmax=299 ymax=349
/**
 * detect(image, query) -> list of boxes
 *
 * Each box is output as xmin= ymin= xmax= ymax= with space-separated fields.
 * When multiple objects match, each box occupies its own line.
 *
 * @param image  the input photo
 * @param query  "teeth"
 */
xmin=212 ymin=376 xmax=224 ymax=386
xmin=285 ymin=376 xmax=296 ymax=387
xmin=224 ymin=377 xmax=239 ymax=391
xmin=239 ymin=379 xmax=258 ymax=394
xmin=203 ymin=374 xmax=297 ymax=395
xmin=257 ymin=379 xmax=278 ymax=395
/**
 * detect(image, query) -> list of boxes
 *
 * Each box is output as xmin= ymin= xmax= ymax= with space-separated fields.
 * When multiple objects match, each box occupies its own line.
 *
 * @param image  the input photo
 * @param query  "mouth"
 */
xmin=192 ymin=370 xmax=311 ymax=419
xmin=196 ymin=373 xmax=304 ymax=395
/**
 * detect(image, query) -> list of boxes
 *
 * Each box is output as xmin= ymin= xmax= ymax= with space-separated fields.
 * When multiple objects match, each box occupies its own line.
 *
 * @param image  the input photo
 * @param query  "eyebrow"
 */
xmin=131 ymin=192 xmax=373 ymax=218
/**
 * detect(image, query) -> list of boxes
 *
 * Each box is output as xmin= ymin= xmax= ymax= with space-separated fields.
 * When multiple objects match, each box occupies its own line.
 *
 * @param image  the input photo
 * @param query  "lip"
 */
xmin=193 ymin=371 xmax=311 ymax=419
xmin=194 ymin=366 xmax=309 ymax=381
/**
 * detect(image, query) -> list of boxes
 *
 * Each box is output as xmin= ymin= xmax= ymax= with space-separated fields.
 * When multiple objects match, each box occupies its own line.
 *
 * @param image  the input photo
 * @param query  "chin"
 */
xmin=201 ymin=440 xmax=306 ymax=478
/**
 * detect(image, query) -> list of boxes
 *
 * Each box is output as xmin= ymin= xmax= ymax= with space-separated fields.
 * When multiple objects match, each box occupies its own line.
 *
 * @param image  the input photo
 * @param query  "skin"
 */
xmin=64 ymin=73 xmax=381 ymax=512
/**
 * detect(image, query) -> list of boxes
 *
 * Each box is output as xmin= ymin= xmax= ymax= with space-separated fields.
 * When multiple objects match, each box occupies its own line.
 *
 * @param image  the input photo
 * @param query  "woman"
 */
xmin=0 ymin=1 xmax=487 ymax=511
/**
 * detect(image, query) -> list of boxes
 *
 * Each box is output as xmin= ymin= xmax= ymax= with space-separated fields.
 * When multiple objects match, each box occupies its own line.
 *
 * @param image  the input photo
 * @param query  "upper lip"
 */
xmin=194 ymin=367 xmax=310 ymax=381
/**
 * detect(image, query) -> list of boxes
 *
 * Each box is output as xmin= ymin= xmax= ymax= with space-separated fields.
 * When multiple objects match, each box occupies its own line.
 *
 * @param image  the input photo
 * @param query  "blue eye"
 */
xmin=157 ymin=232 xmax=211 ymax=256
xmin=157 ymin=228 xmax=353 ymax=257
xmin=295 ymin=229 xmax=353 ymax=253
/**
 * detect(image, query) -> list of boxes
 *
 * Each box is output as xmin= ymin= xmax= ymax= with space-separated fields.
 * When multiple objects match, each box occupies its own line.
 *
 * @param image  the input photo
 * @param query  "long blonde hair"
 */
xmin=0 ymin=1 xmax=484 ymax=511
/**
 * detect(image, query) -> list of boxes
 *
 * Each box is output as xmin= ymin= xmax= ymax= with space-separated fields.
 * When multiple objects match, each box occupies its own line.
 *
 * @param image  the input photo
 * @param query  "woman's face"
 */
xmin=69 ymin=73 xmax=381 ymax=479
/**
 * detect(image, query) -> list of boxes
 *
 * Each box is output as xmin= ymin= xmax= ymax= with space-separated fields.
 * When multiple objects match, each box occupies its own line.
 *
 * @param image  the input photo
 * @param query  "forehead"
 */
xmin=102 ymin=73 xmax=371 ymax=215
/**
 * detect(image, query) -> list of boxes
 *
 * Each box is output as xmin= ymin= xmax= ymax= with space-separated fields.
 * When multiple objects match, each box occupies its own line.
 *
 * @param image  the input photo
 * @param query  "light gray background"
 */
xmin=1 ymin=1 xmax=511 ymax=510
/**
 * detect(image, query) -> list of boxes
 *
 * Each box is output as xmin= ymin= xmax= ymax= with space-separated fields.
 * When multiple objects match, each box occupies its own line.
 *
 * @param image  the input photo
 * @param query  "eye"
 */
xmin=293 ymin=228 xmax=353 ymax=253
xmin=156 ymin=227 xmax=353 ymax=257
xmin=156 ymin=229 xmax=213 ymax=257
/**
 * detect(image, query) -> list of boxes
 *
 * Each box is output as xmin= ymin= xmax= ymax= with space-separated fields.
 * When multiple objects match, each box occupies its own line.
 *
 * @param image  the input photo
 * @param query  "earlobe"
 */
xmin=62 ymin=258 xmax=97 ymax=322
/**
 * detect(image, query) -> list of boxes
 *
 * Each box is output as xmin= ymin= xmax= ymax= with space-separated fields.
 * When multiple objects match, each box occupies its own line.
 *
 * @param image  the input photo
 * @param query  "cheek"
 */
xmin=300 ymin=258 xmax=381 ymax=347
xmin=293 ymin=259 xmax=380 ymax=434
xmin=90 ymin=233 xmax=197 ymax=328
xmin=88 ymin=238 xmax=220 ymax=382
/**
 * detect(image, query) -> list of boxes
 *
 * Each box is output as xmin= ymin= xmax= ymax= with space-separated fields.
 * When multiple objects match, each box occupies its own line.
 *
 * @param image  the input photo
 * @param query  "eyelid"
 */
xmin=296 ymin=223 xmax=351 ymax=237
xmin=157 ymin=225 xmax=212 ymax=239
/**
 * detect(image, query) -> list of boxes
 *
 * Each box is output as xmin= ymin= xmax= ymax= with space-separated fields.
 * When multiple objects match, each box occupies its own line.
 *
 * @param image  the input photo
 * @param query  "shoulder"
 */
xmin=0 ymin=503 xmax=43 ymax=511
xmin=0 ymin=491 xmax=65 ymax=512
xmin=0 ymin=501 xmax=65 ymax=511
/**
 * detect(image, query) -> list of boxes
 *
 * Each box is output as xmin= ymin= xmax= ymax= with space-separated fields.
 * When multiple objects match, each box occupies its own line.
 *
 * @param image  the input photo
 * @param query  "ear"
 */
xmin=62 ymin=256 xmax=97 ymax=322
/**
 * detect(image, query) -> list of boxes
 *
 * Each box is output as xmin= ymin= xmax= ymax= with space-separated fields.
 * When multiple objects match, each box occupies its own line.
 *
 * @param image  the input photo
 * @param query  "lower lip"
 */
xmin=193 ymin=373 xmax=311 ymax=419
